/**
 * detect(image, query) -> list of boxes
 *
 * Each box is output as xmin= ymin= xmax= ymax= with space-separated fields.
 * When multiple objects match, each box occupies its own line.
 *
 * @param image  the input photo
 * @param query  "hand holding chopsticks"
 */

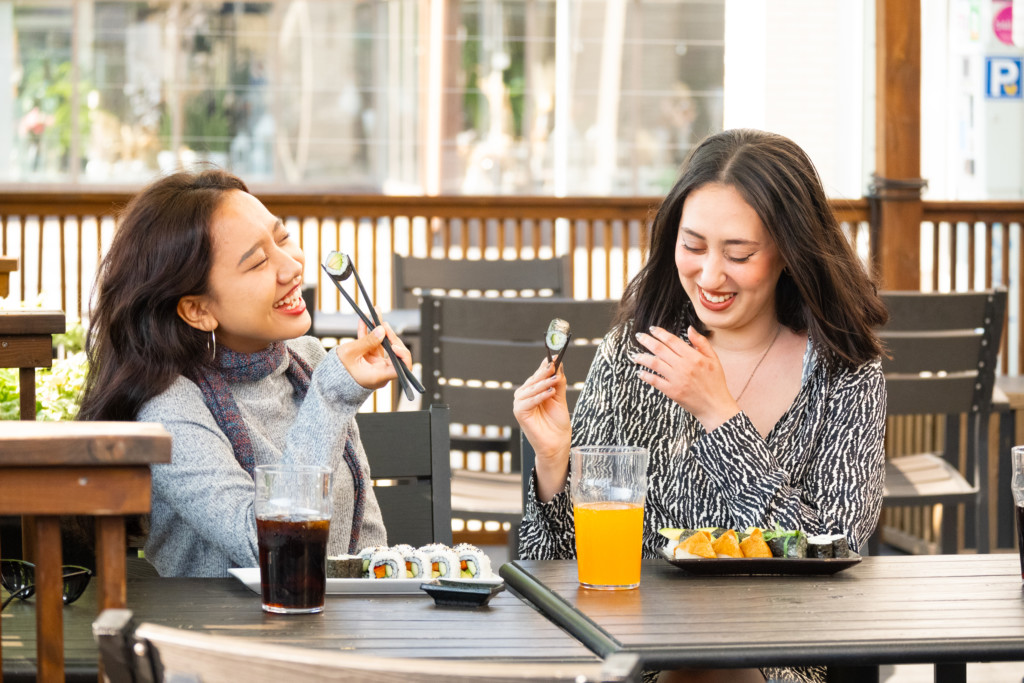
xmin=321 ymin=252 xmax=424 ymax=401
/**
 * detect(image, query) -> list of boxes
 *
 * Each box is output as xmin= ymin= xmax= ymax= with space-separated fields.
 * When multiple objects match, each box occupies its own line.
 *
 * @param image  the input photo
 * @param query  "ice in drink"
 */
xmin=257 ymin=514 xmax=330 ymax=613
xmin=573 ymin=501 xmax=644 ymax=589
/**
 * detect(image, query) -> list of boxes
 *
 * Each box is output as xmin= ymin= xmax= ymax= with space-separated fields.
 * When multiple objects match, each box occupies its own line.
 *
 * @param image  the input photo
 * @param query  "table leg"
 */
xmin=34 ymin=516 xmax=64 ymax=683
xmin=934 ymin=662 xmax=966 ymax=683
xmin=95 ymin=517 xmax=127 ymax=610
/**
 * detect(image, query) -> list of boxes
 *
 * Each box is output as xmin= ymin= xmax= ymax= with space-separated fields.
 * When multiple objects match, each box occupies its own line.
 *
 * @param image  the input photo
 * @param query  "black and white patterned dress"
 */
xmin=519 ymin=321 xmax=886 ymax=683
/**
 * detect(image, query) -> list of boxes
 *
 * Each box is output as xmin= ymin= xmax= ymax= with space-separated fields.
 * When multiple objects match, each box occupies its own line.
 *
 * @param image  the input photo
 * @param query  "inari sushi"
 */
xmin=739 ymin=528 xmax=773 ymax=558
xmin=711 ymin=529 xmax=743 ymax=558
xmin=674 ymin=530 xmax=716 ymax=559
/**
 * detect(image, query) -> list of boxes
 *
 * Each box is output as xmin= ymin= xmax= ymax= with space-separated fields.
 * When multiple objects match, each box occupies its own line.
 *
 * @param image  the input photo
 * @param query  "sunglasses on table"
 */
xmin=0 ymin=559 xmax=93 ymax=611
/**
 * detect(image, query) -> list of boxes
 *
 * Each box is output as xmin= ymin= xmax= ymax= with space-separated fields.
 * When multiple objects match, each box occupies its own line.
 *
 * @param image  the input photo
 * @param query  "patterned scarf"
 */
xmin=191 ymin=341 xmax=367 ymax=552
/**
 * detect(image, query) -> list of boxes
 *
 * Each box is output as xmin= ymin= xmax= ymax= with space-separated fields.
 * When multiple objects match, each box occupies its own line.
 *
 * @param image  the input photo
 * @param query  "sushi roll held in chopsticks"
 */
xmin=323 ymin=251 xmax=353 ymax=279
xmin=545 ymin=318 xmax=571 ymax=371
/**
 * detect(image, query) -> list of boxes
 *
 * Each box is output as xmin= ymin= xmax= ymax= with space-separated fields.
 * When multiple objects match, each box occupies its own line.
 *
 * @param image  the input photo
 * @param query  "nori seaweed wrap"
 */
xmin=765 ymin=529 xmax=808 ymax=558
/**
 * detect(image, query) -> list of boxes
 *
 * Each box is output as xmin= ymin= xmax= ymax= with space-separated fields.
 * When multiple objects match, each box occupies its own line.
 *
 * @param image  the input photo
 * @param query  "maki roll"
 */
xmin=545 ymin=318 xmax=571 ymax=370
xmin=453 ymin=543 xmax=493 ymax=579
xmin=765 ymin=529 xmax=808 ymax=558
xmin=326 ymin=554 xmax=363 ymax=578
xmin=323 ymin=251 xmax=353 ymax=279
xmin=357 ymin=545 xmax=385 ymax=578
xmin=420 ymin=544 xmax=460 ymax=579
xmin=368 ymin=547 xmax=405 ymax=579
xmin=806 ymin=534 xmax=850 ymax=559
xmin=400 ymin=548 xmax=432 ymax=579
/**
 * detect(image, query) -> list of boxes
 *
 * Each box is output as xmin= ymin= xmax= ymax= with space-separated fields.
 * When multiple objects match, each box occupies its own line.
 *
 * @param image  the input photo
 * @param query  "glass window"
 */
xmin=0 ymin=0 xmax=725 ymax=195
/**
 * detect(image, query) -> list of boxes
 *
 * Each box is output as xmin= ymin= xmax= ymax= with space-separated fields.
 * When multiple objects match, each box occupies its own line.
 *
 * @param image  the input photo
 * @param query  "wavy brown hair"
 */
xmin=618 ymin=129 xmax=887 ymax=368
xmin=78 ymin=168 xmax=248 ymax=421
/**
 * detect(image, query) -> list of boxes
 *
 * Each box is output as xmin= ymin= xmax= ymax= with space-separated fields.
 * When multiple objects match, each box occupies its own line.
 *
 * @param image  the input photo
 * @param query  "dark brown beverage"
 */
xmin=1017 ymin=505 xmax=1024 ymax=579
xmin=257 ymin=515 xmax=330 ymax=613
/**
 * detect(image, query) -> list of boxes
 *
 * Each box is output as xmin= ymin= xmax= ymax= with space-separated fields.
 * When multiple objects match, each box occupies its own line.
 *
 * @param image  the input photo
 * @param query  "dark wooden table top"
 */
xmin=1 ymin=574 xmax=600 ymax=679
xmin=500 ymin=554 xmax=1024 ymax=673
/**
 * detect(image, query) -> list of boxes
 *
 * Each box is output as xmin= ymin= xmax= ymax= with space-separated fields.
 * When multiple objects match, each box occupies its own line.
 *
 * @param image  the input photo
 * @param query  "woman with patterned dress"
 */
xmin=513 ymin=129 xmax=888 ymax=683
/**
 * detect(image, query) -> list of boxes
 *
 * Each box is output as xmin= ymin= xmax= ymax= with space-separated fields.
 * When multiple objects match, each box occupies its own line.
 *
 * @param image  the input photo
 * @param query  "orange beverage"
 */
xmin=573 ymin=501 xmax=644 ymax=589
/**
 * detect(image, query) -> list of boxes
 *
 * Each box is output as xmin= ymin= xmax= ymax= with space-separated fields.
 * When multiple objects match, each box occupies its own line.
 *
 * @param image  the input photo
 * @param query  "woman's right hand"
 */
xmin=513 ymin=359 xmax=571 ymax=502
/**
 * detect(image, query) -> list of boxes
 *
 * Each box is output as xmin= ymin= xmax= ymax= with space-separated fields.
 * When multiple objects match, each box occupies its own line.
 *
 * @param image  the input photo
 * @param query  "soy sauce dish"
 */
xmin=419 ymin=577 xmax=506 ymax=607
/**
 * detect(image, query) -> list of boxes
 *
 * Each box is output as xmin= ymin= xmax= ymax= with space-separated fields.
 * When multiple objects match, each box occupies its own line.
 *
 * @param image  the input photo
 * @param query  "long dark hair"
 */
xmin=618 ymin=129 xmax=887 ymax=368
xmin=78 ymin=169 xmax=249 ymax=421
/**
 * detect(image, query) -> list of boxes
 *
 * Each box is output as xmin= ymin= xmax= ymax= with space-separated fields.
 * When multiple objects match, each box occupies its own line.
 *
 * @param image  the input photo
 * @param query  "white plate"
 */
xmin=228 ymin=568 xmax=499 ymax=596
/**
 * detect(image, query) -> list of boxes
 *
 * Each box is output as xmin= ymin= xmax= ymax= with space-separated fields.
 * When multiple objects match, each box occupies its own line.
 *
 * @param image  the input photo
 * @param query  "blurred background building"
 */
xmin=0 ymin=1 xmax=1020 ymax=200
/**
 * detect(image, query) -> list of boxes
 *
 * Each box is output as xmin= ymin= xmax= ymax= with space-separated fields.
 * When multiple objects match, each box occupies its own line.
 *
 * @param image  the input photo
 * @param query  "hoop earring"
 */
xmin=208 ymin=329 xmax=217 ymax=362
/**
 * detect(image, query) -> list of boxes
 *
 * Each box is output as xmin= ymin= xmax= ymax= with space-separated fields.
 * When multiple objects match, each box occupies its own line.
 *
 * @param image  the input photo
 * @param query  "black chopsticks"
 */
xmin=321 ymin=252 xmax=424 ymax=401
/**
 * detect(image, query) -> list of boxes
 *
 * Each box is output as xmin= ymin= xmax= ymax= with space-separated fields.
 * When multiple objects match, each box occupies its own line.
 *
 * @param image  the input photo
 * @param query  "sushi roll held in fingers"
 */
xmin=545 ymin=318 xmax=571 ymax=370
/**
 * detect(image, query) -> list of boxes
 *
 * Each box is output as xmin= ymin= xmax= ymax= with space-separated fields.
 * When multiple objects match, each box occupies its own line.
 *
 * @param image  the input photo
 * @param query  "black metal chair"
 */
xmin=93 ymin=609 xmax=642 ymax=683
xmin=419 ymin=295 xmax=617 ymax=554
xmin=357 ymin=404 xmax=452 ymax=547
xmin=874 ymin=289 xmax=1007 ymax=555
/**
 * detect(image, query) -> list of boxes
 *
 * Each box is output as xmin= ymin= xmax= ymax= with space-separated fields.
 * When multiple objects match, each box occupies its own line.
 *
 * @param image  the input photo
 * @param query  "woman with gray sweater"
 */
xmin=78 ymin=169 xmax=404 ymax=577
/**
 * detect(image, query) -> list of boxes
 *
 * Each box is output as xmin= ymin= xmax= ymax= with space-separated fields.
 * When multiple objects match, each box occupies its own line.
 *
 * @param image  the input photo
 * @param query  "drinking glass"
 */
xmin=1012 ymin=446 xmax=1024 ymax=578
xmin=254 ymin=464 xmax=332 ymax=613
xmin=570 ymin=445 xmax=649 ymax=590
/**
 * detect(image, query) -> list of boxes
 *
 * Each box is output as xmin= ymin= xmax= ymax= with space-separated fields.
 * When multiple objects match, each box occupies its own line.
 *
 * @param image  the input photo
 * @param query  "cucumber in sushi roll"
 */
xmin=400 ymin=548 xmax=432 ymax=579
xmin=545 ymin=319 xmax=570 ymax=354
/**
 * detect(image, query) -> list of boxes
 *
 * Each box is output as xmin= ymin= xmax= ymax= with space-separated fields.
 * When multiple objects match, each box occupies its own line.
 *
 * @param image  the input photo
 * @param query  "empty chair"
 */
xmin=419 ymin=294 xmax=618 ymax=550
xmin=307 ymin=254 xmax=572 ymax=347
xmin=357 ymin=404 xmax=452 ymax=547
xmin=876 ymin=289 xmax=1006 ymax=554
xmin=93 ymin=609 xmax=642 ymax=683
xmin=392 ymin=253 xmax=572 ymax=308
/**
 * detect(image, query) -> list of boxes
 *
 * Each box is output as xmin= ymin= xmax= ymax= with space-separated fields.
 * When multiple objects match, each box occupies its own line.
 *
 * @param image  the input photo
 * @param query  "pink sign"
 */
xmin=994 ymin=3 xmax=1014 ymax=46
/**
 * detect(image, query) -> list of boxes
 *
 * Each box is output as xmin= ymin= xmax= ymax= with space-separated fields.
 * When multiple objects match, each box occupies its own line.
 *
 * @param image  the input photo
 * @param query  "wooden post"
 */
xmin=874 ymin=0 xmax=924 ymax=291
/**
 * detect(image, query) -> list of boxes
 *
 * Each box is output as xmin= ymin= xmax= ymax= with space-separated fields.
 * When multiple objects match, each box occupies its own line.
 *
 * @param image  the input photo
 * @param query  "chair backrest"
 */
xmin=94 ymin=609 xmax=642 ymax=683
xmin=356 ymin=404 xmax=452 ymax=546
xmin=420 ymin=295 xmax=619 ymax=430
xmin=393 ymin=254 xmax=572 ymax=309
xmin=879 ymin=289 xmax=1006 ymax=416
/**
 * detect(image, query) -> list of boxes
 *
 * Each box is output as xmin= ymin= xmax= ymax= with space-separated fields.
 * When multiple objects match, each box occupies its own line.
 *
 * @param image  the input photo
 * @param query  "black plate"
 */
xmin=658 ymin=547 xmax=862 ymax=576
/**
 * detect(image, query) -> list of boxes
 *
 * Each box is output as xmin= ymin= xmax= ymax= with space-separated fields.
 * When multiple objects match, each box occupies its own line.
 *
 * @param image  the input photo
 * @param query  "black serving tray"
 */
xmin=658 ymin=547 xmax=862 ymax=576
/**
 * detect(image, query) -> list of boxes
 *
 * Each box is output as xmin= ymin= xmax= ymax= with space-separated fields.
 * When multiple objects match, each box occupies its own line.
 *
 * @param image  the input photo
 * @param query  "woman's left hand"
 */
xmin=632 ymin=325 xmax=740 ymax=432
xmin=336 ymin=321 xmax=412 ymax=390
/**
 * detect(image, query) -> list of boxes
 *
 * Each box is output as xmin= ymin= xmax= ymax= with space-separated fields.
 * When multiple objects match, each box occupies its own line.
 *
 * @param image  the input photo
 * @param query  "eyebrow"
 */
xmin=237 ymin=219 xmax=286 ymax=266
xmin=680 ymin=227 xmax=760 ymax=248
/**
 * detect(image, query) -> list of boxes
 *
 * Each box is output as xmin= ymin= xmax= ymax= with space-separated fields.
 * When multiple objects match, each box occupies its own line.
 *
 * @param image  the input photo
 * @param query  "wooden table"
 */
xmin=500 ymin=555 xmax=1024 ymax=683
xmin=0 ymin=309 xmax=65 ymax=421
xmin=1 ymin=575 xmax=602 ymax=680
xmin=0 ymin=423 xmax=171 ymax=683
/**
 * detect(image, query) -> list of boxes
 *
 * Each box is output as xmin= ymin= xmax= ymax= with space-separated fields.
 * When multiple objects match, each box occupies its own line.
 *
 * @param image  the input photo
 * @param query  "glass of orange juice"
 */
xmin=570 ymin=445 xmax=649 ymax=590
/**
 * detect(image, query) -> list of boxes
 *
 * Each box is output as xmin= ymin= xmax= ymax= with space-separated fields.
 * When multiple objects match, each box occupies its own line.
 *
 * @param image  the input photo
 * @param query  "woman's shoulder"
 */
xmin=136 ymin=374 xmax=209 ymax=423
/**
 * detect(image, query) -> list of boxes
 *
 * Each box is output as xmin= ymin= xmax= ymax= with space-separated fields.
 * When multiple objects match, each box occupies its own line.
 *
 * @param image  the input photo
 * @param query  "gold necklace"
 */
xmin=736 ymin=325 xmax=782 ymax=401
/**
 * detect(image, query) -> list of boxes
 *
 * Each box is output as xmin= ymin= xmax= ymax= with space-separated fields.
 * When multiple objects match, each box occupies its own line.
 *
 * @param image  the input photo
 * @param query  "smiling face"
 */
xmin=178 ymin=189 xmax=310 ymax=353
xmin=675 ymin=182 xmax=785 ymax=339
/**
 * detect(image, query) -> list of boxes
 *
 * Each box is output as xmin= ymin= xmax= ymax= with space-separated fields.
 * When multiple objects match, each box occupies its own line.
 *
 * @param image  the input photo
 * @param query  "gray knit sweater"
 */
xmin=138 ymin=336 xmax=387 ymax=577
